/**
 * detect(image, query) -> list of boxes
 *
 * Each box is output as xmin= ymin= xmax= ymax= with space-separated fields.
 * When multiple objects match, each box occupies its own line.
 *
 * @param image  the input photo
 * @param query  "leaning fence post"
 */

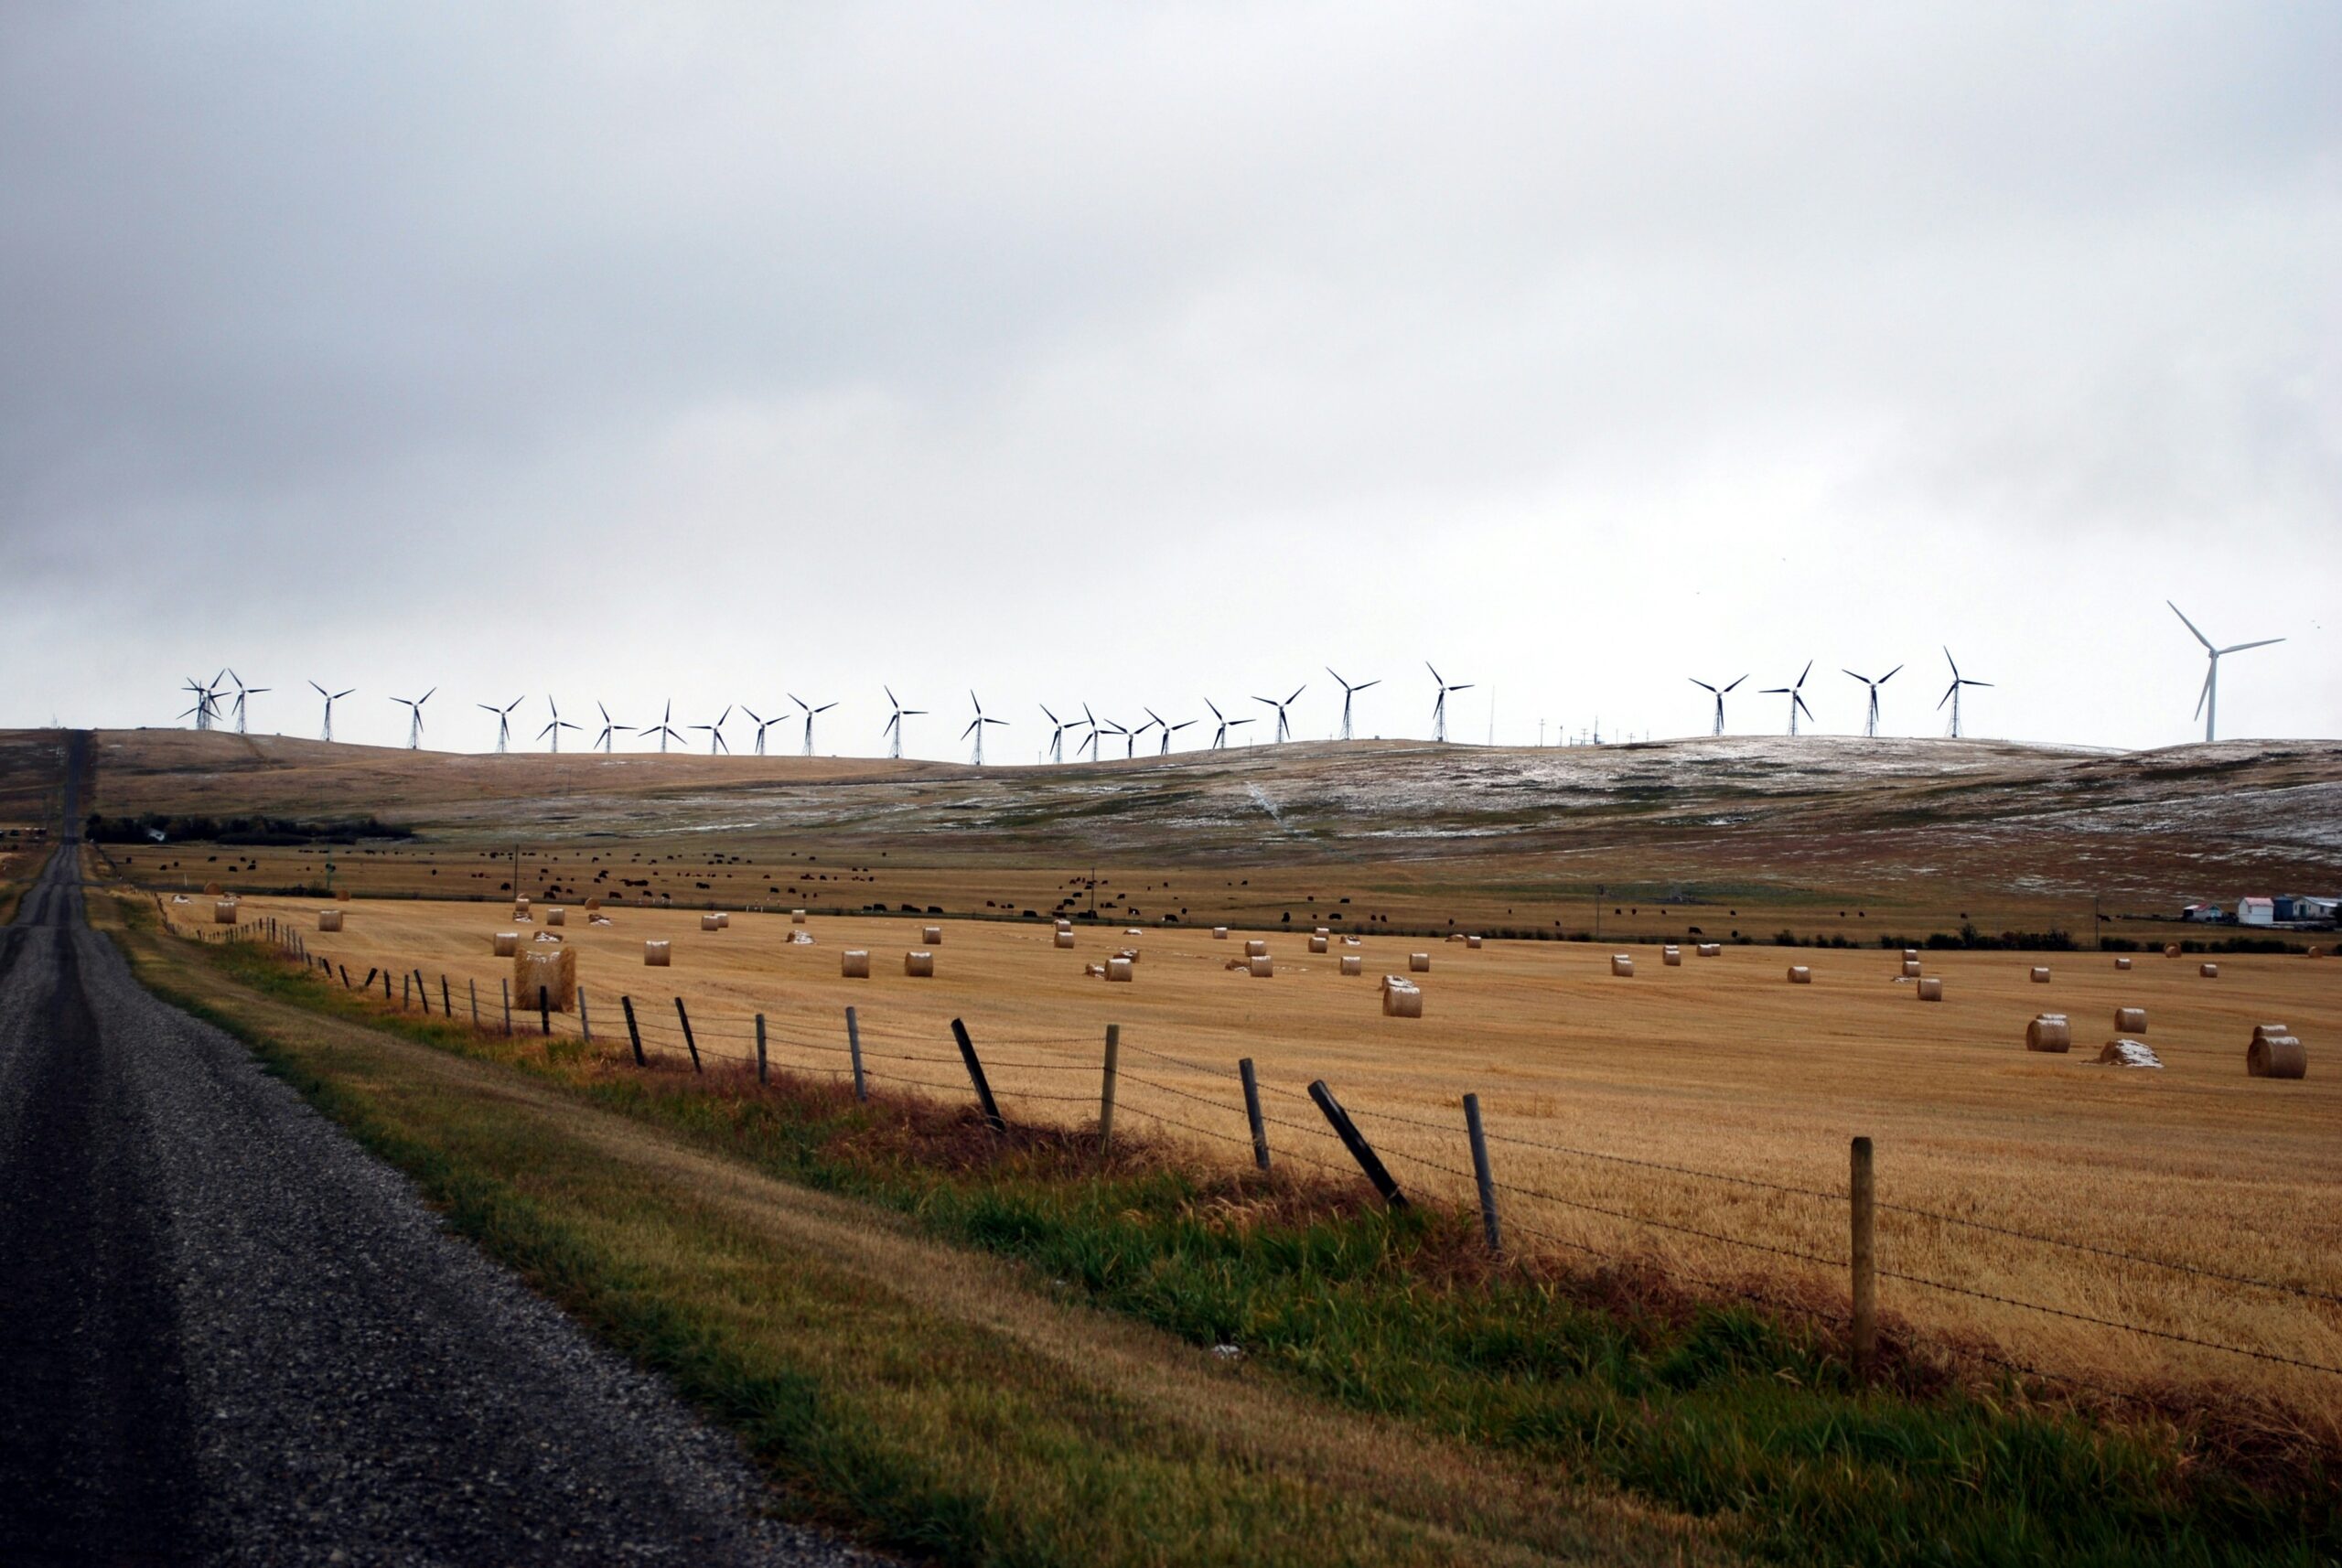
xmin=416 ymin=970 xmax=430 ymax=1015
xmin=577 ymin=987 xmax=593 ymax=1047
xmin=845 ymin=1006 xmax=865 ymax=1101
xmin=340 ymin=964 xmax=352 ymax=989
xmin=469 ymin=978 xmax=480 ymax=1031
xmin=622 ymin=995 xmax=646 ymax=1066
xmin=1099 ymin=1024 xmax=1121 ymax=1153
xmin=1851 ymin=1135 xmax=1877 ymax=1383
xmin=674 ymin=996 xmax=702 ymax=1072
xmin=1239 ymin=1058 xmax=1270 ymax=1172
xmin=755 ymin=1014 xmax=768 ymax=1084
xmin=1307 ymin=1079 xmax=1409 ymax=1208
xmin=441 ymin=974 xmax=452 ymax=1018
xmin=1464 ymin=1093 xmax=1501 ymax=1255
xmin=501 ymin=979 xmax=512 ymax=1036
xmin=951 ymin=1018 xmax=1006 ymax=1133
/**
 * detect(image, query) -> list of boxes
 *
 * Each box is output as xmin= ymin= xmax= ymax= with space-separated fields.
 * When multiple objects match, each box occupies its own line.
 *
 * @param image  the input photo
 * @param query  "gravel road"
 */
xmin=0 ymin=736 xmax=876 ymax=1565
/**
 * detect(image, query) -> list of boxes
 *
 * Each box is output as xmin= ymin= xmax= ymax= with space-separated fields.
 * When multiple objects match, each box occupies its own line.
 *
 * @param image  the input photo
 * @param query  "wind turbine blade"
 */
xmin=2166 ymin=600 xmax=2213 ymax=650
xmin=2193 ymin=666 xmax=2212 ymax=720
xmin=1938 ymin=684 xmax=1954 ymax=710
xmin=1880 ymin=665 xmax=1901 ymax=683
xmin=1965 ymin=680 xmax=1994 ymax=689
xmin=1842 ymin=670 xmax=1865 ymax=684
xmin=1724 ymin=676 xmax=1746 ymax=693
xmin=2218 ymin=638 xmax=2283 ymax=654
xmin=1690 ymin=678 xmax=1715 ymax=693
xmin=1357 ymin=680 xmax=1379 ymax=693
xmin=1451 ymin=683 xmax=1474 ymax=693
xmin=1797 ymin=660 xmax=1812 ymax=686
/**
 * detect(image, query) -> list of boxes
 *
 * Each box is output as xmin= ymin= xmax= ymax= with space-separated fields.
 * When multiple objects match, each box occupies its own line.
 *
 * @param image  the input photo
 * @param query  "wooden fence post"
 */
xmin=469 ymin=978 xmax=480 ymax=1031
xmin=383 ymin=970 xmax=393 ymax=1004
xmin=845 ymin=1006 xmax=865 ymax=1101
xmin=622 ymin=995 xmax=646 ymax=1067
xmin=1099 ymin=1024 xmax=1120 ymax=1153
xmin=577 ymin=987 xmax=593 ymax=1047
xmin=1464 ymin=1093 xmax=1501 ymax=1255
xmin=755 ymin=1014 xmax=768 ymax=1084
xmin=441 ymin=974 xmax=452 ymax=1018
xmin=1851 ymin=1135 xmax=1877 ymax=1383
xmin=951 ymin=1018 xmax=1005 ymax=1133
xmin=401 ymin=972 xmax=411 ymax=1010
xmin=416 ymin=970 xmax=430 ymax=1015
xmin=538 ymin=985 xmax=552 ymax=1037
xmin=1307 ymin=1079 xmax=1409 ymax=1209
xmin=1239 ymin=1058 xmax=1270 ymax=1172
xmin=674 ymin=996 xmax=702 ymax=1072
xmin=501 ymin=979 xmax=512 ymax=1036
xmin=340 ymin=964 xmax=352 ymax=989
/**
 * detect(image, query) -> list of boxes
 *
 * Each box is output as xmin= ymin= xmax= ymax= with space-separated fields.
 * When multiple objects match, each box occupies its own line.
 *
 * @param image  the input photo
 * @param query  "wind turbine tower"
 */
xmin=1326 ymin=669 xmax=1380 ymax=741
xmin=225 ymin=671 xmax=268 ymax=734
xmin=643 ymin=701 xmax=685 ymax=753
xmin=1205 ymin=699 xmax=1253 ymax=751
xmin=310 ymin=681 xmax=353 ymax=742
xmin=1253 ymin=684 xmax=1305 ymax=743
xmin=1759 ymin=663 xmax=1816 ymax=736
xmin=686 ymin=706 xmax=731 ymax=755
xmin=1688 ymin=675 xmax=1746 ymax=736
xmin=1842 ymin=666 xmax=1901 ymax=738
xmin=962 ymin=692 xmax=1007 ymax=765
xmin=2167 ymin=601 xmax=2283 ymax=743
xmin=791 ymin=693 xmax=836 ymax=757
xmin=1937 ymin=649 xmax=1992 ymax=739
xmin=478 ymin=696 xmax=523 ymax=754
xmin=882 ymin=689 xmax=926 ymax=759
xmin=1040 ymin=704 xmax=1069 ymax=763
xmin=541 ymin=697 xmax=585 ymax=753
xmin=1427 ymin=664 xmax=1472 ymax=744
xmin=593 ymin=703 xmax=628 ymax=753
xmin=392 ymin=689 xmax=435 ymax=750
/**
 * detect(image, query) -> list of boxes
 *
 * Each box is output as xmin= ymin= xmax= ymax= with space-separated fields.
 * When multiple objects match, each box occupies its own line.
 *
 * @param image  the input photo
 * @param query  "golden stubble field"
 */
xmin=177 ymin=889 xmax=2342 ymax=1421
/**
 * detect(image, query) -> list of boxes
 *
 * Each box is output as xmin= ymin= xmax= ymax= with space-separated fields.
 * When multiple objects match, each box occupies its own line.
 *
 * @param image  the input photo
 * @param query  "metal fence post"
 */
xmin=1307 ymin=1079 xmax=1408 ymax=1208
xmin=469 ymin=978 xmax=480 ymax=1030
xmin=577 ymin=987 xmax=593 ymax=1047
xmin=1464 ymin=1092 xmax=1501 ymax=1255
xmin=1239 ymin=1058 xmax=1270 ymax=1172
xmin=622 ymin=995 xmax=645 ymax=1066
xmin=501 ymin=978 xmax=512 ymax=1036
xmin=1099 ymin=1024 xmax=1120 ymax=1153
xmin=675 ymin=996 xmax=702 ymax=1072
xmin=1852 ymin=1135 xmax=1877 ymax=1383
xmin=951 ymin=1018 xmax=1005 ymax=1133
xmin=755 ymin=1013 xmax=768 ymax=1084
xmin=845 ymin=1006 xmax=865 ymax=1101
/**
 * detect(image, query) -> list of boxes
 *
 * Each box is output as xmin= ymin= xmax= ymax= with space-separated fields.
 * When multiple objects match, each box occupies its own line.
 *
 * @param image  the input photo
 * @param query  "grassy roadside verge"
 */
xmin=99 ymin=887 xmax=1719 ymax=1568
xmin=107 ymin=898 xmax=2339 ymax=1564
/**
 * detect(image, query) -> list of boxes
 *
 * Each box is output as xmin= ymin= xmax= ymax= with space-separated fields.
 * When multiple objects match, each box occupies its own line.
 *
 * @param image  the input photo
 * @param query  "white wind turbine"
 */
xmin=592 ymin=703 xmax=628 ymax=753
xmin=1327 ymin=668 xmax=1379 ymax=741
xmin=1759 ymin=661 xmax=1816 ymax=736
xmin=478 ymin=696 xmax=524 ymax=754
xmin=224 ymin=670 xmax=268 ymax=734
xmin=179 ymin=672 xmax=226 ymax=731
xmin=1427 ymin=664 xmax=1471 ymax=743
xmin=539 ymin=696 xmax=583 ymax=753
xmin=1842 ymin=665 xmax=1901 ymax=738
xmin=642 ymin=700 xmax=685 ymax=753
xmin=2168 ymin=601 xmax=2283 ymax=744
xmin=744 ymin=706 xmax=787 ymax=757
xmin=962 ymin=692 xmax=1008 ymax=765
xmin=1075 ymin=705 xmax=1107 ymax=761
xmin=1688 ymin=675 xmax=1746 ymax=736
xmin=310 ymin=681 xmax=354 ymax=742
xmin=1937 ymin=648 xmax=1992 ymax=739
xmin=1253 ymin=684 xmax=1305 ymax=743
xmin=1205 ymin=699 xmax=1253 ymax=750
xmin=1039 ymin=704 xmax=1070 ymax=764
xmin=882 ymin=689 xmax=925 ymax=759
xmin=392 ymin=689 xmax=435 ymax=750
xmin=1146 ymin=708 xmax=1197 ymax=755
xmin=791 ymin=693 xmax=836 ymax=757
xmin=687 ymin=706 xmax=731 ymax=755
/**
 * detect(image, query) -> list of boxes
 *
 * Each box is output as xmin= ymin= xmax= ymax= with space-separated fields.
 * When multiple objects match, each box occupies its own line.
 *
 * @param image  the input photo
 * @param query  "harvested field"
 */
xmin=187 ymin=892 xmax=2342 ymax=1421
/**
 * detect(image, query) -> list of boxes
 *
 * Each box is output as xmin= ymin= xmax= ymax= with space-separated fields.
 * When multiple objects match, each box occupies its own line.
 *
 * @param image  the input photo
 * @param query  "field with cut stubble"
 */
xmin=178 ymin=889 xmax=2342 ymax=1423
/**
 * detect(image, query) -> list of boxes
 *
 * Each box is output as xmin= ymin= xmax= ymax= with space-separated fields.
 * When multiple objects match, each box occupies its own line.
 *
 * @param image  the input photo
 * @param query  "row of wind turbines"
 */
xmin=175 ymin=602 xmax=2281 ymax=759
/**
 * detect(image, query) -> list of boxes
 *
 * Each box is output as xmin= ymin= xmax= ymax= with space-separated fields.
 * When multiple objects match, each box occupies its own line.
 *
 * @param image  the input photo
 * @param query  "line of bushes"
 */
xmin=85 ymin=812 xmax=415 ymax=846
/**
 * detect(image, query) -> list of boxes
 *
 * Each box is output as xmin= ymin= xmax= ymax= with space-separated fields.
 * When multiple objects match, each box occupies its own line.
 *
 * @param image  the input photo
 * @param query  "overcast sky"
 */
xmin=3 ymin=3 xmax=2336 ymax=758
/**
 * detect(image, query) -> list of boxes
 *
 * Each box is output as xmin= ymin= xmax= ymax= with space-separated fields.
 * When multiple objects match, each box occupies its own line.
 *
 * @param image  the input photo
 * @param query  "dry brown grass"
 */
xmin=203 ymin=893 xmax=2342 ymax=1424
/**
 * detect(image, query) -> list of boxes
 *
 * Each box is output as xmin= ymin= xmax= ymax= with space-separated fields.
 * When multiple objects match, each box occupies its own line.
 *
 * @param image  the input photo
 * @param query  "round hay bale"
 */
xmin=1698 ymin=942 xmax=1722 ymax=958
xmin=1248 ymin=953 xmax=1274 ymax=978
xmin=841 ymin=949 xmax=870 ymax=979
xmin=791 ymin=908 xmax=807 ymax=923
xmin=1213 ymin=927 xmax=1229 ymax=940
xmin=2025 ymin=1014 xmax=2071 ymax=1053
xmin=2165 ymin=944 xmax=2181 ymax=959
xmin=1339 ymin=954 xmax=1364 ymax=976
xmin=1917 ymin=977 xmax=1944 ymax=1002
xmin=1901 ymin=959 xmax=1922 ymax=978
xmin=547 ymin=907 xmax=566 ymax=927
xmin=1902 ymin=948 xmax=1918 ymax=962
xmin=2248 ymin=1032 xmax=2306 ymax=1079
xmin=1612 ymin=954 xmax=1635 ymax=978
xmin=715 ymin=912 xmax=730 ymax=929
xmin=701 ymin=913 xmax=725 ymax=932
xmin=513 ymin=946 xmax=577 ymax=1011
xmin=1055 ymin=918 xmax=1072 ymax=932
xmin=213 ymin=898 xmax=239 ymax=924
xmin=924 ymin=925 xmax=944 ymax=943
xmin=1055 ymin=930 xmax=1076 ymax=949
xmin=2199 ymin=962 xmax=2219 ymax=979
xmin=1662 ymin=945 xmax=1682 ymax=966
xmin=642 ymin=940 xmax=670 ymax=966
xmin=1465 ymin=934 xmax=1484 ymax=950
xmin=2306 ymin=945 xmax=2322 ymax=959
xmin=1409 ymin=952 xmax=1431 ymax=973
xmin=1245 ymin=939 xmax=1269 ymax=958
xmin=2114 ymin=1006 xmax=2147 ymax=1033
xmin=2029 ymin=965 xmax=2050 ymax=983
xmin=1316 ymin=927 xmax=1331 ymax=937
xmin=514 ymin=897 xmax=531 ymax=913
xmin=584 ymin=897 xmax=602 ymax=911
xmin=494 ymin=931 xmax=520 ymax=957
xmin=1308 ymin=934 xmax=1329 ymax=953
xmin=1118 ymin=948 xmax=1140 ymax=964
xmin=904 ymin=950 xmax=934 ymax=977
xmin=1343 ymin=936 xmax=1361 ymax=947
xmin=2114 ymin=956 xmax=2133 ymax=971
xmin=203 ymin=881 xmax=222 ymax=896
xmin=317 ymin=909 xmax=344 ymax=932
xmin=1106 ymin=956 xmax=1134 ymax=983
xmin=334 ymin=889 xmax=351 ymax=902
xmin=1381 ymin=979 xmax=1423 ymax=1017
xmin=2098 ymin=1039 xmax=2162 ymax=1069
xmin=1787 ymin=965 xmax=1811 ymax=984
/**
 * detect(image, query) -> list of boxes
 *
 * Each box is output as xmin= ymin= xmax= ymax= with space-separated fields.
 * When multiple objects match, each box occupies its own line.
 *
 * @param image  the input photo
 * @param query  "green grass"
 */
xmin=148 ymin=925 xmax=2342 ymax=1566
